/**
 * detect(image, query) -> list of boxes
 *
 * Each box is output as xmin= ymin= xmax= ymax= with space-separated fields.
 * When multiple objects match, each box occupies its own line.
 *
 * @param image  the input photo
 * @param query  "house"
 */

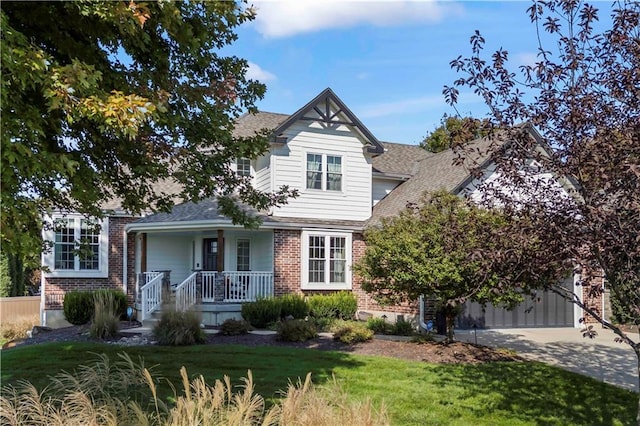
xmin=40 ymin=88 xmax=604 ymax=329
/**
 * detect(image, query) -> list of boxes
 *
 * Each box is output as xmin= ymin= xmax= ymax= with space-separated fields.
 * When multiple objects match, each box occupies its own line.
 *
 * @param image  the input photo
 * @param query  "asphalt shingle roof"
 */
xmin=369 ymin=135 xmax=499 ymax=226
xmin=232 ymin=111 xmax=289 ymax=138
xmin=373 ymin=142 xmax=432 ymax=178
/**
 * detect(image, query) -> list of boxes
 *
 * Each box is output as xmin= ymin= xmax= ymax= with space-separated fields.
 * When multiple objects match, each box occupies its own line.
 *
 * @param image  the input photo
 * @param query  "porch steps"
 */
xmin=139 ymin=302 xmax=244 ymax=328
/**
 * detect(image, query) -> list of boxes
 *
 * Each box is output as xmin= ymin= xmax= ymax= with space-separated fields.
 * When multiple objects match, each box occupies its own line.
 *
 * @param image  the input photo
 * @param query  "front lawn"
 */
xmin=2 ymin=342 xmax=635 ymax=425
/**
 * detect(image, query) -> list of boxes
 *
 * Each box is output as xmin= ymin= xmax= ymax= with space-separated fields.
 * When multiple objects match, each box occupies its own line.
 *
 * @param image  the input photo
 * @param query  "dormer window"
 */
xmin=306 ymin=153 xmax=342 ymax=191
xmin=236 ymin=158 xmax=251 ymax=177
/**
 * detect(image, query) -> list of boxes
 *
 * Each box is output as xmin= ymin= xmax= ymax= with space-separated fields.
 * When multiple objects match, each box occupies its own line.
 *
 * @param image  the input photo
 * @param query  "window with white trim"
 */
xmin=236 ymin=239 xmax=250 ymax=271
xmin=45 ymin=216 xmax=109 ymax=278
xmin=306 ymin=153 xmax=342 ymax=191
xmin=301 ymin=230 xmax=351 ymax=290
xmin=236 ymin=158 xmax=251 ymax=177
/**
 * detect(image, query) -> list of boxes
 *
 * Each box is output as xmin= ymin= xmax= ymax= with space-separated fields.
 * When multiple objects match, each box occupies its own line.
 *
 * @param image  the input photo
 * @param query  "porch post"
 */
xmin=141 ymin=233 xmax=147 ymax=272
xmin=217 ymin=230 xmax=224 ymax=272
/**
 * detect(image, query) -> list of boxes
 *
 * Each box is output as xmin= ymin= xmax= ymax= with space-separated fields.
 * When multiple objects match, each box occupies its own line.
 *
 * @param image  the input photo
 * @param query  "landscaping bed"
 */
xmin=3 ymin=322 xmax=521 ymax=364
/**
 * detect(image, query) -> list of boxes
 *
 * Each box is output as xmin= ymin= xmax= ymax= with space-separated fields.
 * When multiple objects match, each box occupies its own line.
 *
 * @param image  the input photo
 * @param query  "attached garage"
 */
xmin=457 ymin=276 xmax=578 ymax=329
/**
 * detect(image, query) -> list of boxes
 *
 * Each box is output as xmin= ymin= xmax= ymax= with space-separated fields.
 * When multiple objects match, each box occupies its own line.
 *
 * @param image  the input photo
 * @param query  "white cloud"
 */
xmin=359 ymin=91 xmax=485 ymax=119
xmin=246 ymin=61 xmax=277 ymax=81
xmin=359 ymin=94 xmax=444 ymax=119
xmin=253 ymin=1 xmax=463 ymax=38
xmin=515 ymin=52 xmax=538 ymax=67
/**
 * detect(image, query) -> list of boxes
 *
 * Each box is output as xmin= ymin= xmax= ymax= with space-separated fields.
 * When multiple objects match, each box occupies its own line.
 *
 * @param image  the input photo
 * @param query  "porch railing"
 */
xmin=139 ymin=272 xmax=164 ymax=322
xmin=223 ymin=271 xmax=273 ymax=303
xmin=201 ymin=271 xmax=218 ymax=302
xmin=199 ymin=271 xmax=274 ymax=303
xmin=174 ymin=272 xmax=197 ymax=312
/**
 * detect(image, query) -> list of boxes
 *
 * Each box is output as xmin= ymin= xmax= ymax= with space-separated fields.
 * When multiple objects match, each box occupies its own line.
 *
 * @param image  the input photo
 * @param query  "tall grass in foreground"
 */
xmin=0 ymin=315 xmax=39 ymax=342
xmin=0 ymin=352 xmax=389 ymax=426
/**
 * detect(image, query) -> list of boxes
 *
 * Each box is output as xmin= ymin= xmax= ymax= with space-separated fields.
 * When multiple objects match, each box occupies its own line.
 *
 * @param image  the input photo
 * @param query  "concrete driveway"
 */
xmin=455 ymin=327 xmax=639 ymax=392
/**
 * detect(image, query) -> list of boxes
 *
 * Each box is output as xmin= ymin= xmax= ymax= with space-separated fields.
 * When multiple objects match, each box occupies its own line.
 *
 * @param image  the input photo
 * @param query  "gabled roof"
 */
xmin=233 ymin=111 xmax=289 ymax=138
xmin=372 ymin=142 xmax=433 ymax=179
xmin=368 ymin=134 xmax=500 ymax=226
xmin=271 ymin=88 xmax=385 ymax=154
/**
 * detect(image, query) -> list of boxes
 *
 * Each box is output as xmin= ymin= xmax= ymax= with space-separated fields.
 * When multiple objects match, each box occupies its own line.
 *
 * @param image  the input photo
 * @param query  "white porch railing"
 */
xmin=175 ymin=272 xmax=197 ymax=312
xmin=223 ymin=271 xmax=273 ymax=303
xmin=201 ymin=271 xmax=218 ymax=302
xmin=139 ymin=272 xmax=164 ymax=322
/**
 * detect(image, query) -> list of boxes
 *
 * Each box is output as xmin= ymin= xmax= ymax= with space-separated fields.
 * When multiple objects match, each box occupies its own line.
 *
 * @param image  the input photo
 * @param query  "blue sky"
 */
xmin=226 ymin=1 xmax=613 ymax=145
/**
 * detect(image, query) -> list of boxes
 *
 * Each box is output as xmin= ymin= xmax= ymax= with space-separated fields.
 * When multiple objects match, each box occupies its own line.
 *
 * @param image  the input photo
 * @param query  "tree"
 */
xmin=356 ymin=192 xmax=547 ymax=343
xmin=444 ymin=0 xmax=640 ymax=418
xmin=420 ymin=115 xmax=490 ymax=153
xmin=1 ymin=1 xmax=295 ymax=265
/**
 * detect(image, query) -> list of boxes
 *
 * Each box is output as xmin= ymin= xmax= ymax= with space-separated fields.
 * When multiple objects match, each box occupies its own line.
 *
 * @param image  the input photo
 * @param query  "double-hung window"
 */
xmin=236 ymin=158 xmax=251 ymax=177
xmin=306 ymin=153 xmax=342 ymax=191
xmin=45 ymin=216 xmax=108 ymax=278
xmin=301 ymin=230 xmax=351 ymax=290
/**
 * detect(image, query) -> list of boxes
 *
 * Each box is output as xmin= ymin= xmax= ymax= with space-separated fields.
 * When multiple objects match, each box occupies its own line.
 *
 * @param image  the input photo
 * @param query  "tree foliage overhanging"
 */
xmin=1 ymin=1 xmax=295 ymax=266
xmin=420 ymin=115 xmax=490 ymax=153
xmin=443 ymin=0 xmax=640 ymax=412
xmin=356 ymin=192 xmax=564 ymax=342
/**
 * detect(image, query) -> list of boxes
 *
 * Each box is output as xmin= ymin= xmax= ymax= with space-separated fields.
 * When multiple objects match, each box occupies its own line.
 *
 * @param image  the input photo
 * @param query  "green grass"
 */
xmin=2 ymin=342 xmax=636 ymax=425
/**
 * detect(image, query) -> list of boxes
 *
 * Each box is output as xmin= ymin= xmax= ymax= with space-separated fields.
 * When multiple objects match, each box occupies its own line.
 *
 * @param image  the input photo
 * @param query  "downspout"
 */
xmin=418 ymin=295 xmax=429 ymax=332
xmin=40 ymin=251 xmax=46 ymax=327
xmin=122 ymin=231 xmax=128 ymax=297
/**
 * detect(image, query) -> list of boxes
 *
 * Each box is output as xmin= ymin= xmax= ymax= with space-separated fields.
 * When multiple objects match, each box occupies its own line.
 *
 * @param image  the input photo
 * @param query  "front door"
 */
xmin=203 ymin=238 xmax=221 ymax=271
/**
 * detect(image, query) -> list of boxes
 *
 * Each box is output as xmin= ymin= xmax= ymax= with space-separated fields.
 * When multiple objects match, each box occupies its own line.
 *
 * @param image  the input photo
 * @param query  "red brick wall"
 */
xmin=581 ymin=267 xmax=604 ymax=324
xmin=272 ymin=229 xmax=418 ymax=315
xmin=273 ymin=229 xmax=302 ymax=296
xmin=44 ymin=216 xmax=138 ymax=309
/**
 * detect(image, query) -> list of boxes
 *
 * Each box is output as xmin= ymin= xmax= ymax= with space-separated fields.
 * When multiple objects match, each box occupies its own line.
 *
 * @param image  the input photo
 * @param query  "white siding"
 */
xmin=222 ymin=230 xmax=273 ymax=271
xmin=147 ymin=234 xmax=193 ymax=284
xmin=254 ymin=153 xmax=271 ymax=193
xmin=271 ymin=121 xmax=373 ymax=220
xmin=372 ymin=178 xmax=401 ymax=206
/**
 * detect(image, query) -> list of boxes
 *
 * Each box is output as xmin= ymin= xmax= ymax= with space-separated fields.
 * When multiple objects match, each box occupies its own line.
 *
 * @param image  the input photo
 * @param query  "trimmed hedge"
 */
xmin=308 ymin=291 xmax=357 ymax=320
xmin=279 ymin=294 xmax=309 ymax=319
xmin=241 ymin=297 xmax=282 ymax=328
xmin=64 ymin=289 xmax=128 ymax=325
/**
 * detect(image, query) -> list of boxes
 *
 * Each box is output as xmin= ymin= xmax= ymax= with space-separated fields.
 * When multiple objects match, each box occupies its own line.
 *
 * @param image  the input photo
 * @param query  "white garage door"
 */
xmin=458 ymin=288 xmax=574 ymax=329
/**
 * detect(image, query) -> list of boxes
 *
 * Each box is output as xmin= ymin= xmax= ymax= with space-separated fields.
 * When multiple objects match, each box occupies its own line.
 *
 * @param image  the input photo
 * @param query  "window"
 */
xmin=306 ymin=153 xmax=342 ymax=191
xmin=237 ymin=239 xmax=250 ymax=271
xmin=45 ymin=216 xmax=108 ymax=278
xmin=236 ymin=158 xmax=251 ymax=177
xmin=301 ymin=231 xmax=352 ymax=289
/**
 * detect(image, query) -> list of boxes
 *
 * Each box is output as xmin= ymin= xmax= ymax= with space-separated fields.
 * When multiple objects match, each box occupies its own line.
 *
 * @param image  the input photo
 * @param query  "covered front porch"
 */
xmin=129 ymin=226 xmax=275 ymax=321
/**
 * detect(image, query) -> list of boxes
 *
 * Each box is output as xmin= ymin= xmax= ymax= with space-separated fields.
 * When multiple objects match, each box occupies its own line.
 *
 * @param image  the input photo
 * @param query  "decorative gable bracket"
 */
xmin=271 ymin=88 xmax=385 ymax=154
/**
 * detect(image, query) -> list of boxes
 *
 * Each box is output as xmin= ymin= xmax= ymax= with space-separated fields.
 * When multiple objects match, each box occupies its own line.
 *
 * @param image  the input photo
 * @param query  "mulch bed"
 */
xmin=3 ymin=323 xmax=523 ymax=364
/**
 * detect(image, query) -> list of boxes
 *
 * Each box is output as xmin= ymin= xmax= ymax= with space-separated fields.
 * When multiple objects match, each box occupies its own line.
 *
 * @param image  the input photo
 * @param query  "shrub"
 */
xmin=220 ymin=319 xmax=251 ymax=336
xmin=307 ymin=294 xmax=336 ymax=319
xmin=0 ymin=315 xmax=39 ymax=342
xmin=308 ymin=292 xmax=357 ymax=320
xmin=94 ymin=289 xmax=128 ymax=319
xmin=276 ymin=319 xmax=317 ymax=342
xmin=90 ymin=291 xmax=120 ymax=339
xmin=153 ymin=310 xmax=206 ymax=346
xmin=390 ymin=318 xmax=415 ymax=336
xmin=63 ymin=291 xmax=94 ymax=325
xmin=279 ymin=294 xmax=309 ymax=319
xmin=332 ymin=291 xmax=357 ymax=320
xmin=332 ymin=321 xmax=373 ymax=344
xmin=308 ymin=316 xmax=334 ymax=332
xmin=410 ymin=333 xmax=436 ymax=344
xmin=366 ymin=317 xmax=389 ymax=334
xmin=241 ymin=297 xmax=282 ymax=328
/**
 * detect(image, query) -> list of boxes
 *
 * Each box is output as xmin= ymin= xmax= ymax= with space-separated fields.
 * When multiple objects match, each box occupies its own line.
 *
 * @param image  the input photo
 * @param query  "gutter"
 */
xmin=126 ymin=219 xmax=366 ymax=233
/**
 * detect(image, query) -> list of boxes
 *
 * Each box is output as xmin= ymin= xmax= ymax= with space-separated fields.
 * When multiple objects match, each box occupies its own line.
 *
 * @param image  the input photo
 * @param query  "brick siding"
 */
xmin=44 ymin=216 xmax=138 ymax=309
xmin=273 ymin=229 xmax=302 ymax=296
